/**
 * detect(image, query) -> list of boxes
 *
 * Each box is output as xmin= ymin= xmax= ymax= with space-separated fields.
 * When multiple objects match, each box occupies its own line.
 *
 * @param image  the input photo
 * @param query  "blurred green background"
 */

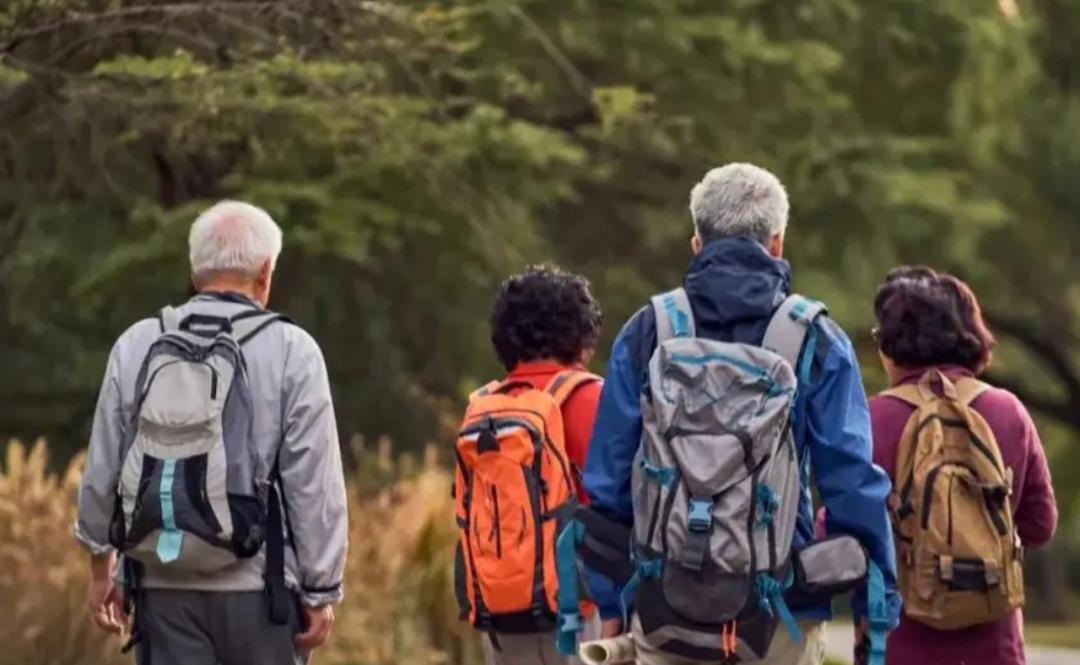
xmin=1 ymin=0 xmax=1077 ymax=626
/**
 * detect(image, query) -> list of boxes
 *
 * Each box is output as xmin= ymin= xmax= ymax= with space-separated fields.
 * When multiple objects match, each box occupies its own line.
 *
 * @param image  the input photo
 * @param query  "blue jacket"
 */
xmin=582 ymin=237 xmax=901 ymax=627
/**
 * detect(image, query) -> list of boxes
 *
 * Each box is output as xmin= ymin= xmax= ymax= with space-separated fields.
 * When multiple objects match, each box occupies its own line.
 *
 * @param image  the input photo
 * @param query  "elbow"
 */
xmin=1018 ymin=505 xmax=1058 ymax=549
xmin=1020 ymin=519 xmax=1057 ymax=550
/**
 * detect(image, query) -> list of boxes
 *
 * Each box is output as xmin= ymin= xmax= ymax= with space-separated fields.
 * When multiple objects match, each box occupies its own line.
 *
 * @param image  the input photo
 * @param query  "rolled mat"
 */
xmin=579 ymin=634 xmax=636 ymax=665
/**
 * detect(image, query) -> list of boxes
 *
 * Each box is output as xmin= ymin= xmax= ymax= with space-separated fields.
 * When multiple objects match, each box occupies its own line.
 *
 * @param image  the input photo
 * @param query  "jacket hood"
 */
xmin=683 ymin=236 xmax=791 ymax=329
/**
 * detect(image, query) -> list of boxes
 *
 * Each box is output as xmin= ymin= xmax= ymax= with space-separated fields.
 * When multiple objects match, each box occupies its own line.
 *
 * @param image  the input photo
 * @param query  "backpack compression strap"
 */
xmin=651 ymin=287 xmax=696 ymax=343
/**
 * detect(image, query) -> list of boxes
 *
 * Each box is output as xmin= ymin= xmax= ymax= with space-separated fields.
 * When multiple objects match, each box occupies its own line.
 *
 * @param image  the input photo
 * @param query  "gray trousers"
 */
xmin=134 ymin=589 xmax=307 ymax=665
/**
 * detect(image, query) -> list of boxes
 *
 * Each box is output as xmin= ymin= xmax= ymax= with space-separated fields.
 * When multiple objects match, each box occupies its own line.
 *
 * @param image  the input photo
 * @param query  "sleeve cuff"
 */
xmin=73 ymin=523 xmax=115 ymax=556
xmin=299 ymin=583 xmax=344 ymax=607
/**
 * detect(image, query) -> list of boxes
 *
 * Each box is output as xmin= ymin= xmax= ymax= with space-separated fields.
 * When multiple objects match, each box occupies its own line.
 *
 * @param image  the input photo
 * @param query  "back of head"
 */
xmin=189 ymin=200 xmax=283 ymax=286
xmin=489 ymin=264 xmax=602 ymax=372
xmin=689 ymin=163 xmax=789 ymax=245
xmin=873 ymin=266 xmax=995 ymax=375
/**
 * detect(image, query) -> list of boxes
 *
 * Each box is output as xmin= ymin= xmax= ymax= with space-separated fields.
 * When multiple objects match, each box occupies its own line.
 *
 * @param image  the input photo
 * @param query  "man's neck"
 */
xmin=197 ymin=279 xmax=261 ymax=305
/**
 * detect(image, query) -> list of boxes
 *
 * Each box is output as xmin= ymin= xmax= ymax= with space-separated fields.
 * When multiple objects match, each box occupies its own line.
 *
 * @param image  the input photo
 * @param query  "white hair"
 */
xmin=188 ymin=200 xmax=283 ymax=280
xmin=689 ymin=163 xmax=789 ymax=245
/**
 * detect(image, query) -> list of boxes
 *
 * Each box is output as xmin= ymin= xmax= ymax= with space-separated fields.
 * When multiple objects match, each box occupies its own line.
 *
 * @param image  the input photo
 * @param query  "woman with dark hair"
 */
xmin=869 ymin=266 xmax=1057 ymax=665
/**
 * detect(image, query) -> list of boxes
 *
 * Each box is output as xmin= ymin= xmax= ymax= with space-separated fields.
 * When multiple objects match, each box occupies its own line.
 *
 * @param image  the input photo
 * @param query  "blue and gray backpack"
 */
xmin=557 ymin=289 xmax=888 ymax=664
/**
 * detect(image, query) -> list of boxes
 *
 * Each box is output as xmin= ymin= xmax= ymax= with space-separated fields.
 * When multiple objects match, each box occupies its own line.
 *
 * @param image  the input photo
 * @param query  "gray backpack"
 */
xmin=625 ymin=288 xmax=822 ymax=661
xmin=108 ymin=305 xmax=288 ymax=573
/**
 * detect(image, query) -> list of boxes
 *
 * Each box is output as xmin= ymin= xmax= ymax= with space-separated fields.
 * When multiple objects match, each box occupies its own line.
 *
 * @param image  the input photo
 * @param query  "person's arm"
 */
xmin=1013 ymin=404 xmax=1057 ymax=548
xmin=75 ymin=339 xmax=129 ymax=633
xmin=278 ymin=332 xmax=348 ymax=609
xmin=582 ymin=315 xmax=647 ymax=623
xmin=562 ymin=378 xmax=603 ymax=501
xmin=806 ymin=320 xmax=901 ymax=629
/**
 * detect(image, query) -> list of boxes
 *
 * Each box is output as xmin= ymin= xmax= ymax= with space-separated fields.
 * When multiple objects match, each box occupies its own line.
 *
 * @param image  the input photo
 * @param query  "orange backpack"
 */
xmin=453 ymin=370 xmax=598 ymax=632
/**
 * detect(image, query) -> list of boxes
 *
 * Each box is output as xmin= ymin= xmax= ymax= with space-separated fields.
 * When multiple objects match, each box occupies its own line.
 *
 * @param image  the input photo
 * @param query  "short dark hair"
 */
xmin=873 ymin=266 xmax=995 ymax=375
xmin=490 ymin=264 xmax=602 ymax=372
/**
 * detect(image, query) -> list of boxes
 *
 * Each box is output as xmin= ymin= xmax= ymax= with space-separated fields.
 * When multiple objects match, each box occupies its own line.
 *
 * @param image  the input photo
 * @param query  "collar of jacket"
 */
xmin=191 ymin=290 xmax=263 ymax=309
xmin=682 ymin=236 xmax=792 ymax=330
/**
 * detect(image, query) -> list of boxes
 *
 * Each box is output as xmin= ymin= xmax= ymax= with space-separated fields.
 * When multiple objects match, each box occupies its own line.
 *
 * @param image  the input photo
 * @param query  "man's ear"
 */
xmin=255 ymin=260 xmax=273 ymax=305
xmin=691 ymin=234 xmax=703 ymax=255
xmin=768 ymin=233 xmax=784 ymax=259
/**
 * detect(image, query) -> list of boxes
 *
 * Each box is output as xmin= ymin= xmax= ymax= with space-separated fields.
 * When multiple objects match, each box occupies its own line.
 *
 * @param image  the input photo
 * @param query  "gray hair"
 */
xmin=189 ymin=200 xmax=283 ymax=281
xmin=689 ymin=163 xmax=789 ymax=245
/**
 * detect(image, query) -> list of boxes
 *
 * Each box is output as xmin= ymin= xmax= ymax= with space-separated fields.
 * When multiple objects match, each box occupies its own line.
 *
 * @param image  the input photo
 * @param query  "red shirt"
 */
xmin=870 ymin=366 xmax=1058 ymax=665
xmin=504 ymin=361 xmax=603 ymax=503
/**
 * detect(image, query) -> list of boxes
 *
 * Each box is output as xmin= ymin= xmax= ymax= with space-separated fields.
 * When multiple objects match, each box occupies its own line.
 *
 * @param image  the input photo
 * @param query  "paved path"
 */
xmin=824 ymin=624 xmax=1080 ymax=665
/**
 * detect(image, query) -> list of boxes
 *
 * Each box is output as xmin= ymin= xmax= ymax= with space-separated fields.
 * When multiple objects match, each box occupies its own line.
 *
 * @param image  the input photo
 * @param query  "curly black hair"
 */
xmin=873 ymin=266 xmax=995 ymax=375
xmin=490 ymin=264 xmax=602 ymax=372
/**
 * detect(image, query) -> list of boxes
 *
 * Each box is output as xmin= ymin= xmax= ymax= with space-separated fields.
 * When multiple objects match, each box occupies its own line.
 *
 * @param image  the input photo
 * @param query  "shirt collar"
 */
xmin=508 ymin=360 xmax=583 ymax=378
xmin=191 ymin=290 xmax=263 ymax=309
xmin=893 ymin=364 xmax=975 ymax=387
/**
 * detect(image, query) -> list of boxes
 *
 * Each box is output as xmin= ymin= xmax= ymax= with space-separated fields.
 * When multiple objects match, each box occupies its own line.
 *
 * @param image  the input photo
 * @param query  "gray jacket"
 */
xmin=75 ymin=293 xmax=348 ymax=606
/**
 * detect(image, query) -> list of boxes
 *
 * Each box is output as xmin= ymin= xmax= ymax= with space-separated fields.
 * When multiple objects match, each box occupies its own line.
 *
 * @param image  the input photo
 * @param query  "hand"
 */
xmin=600 ymin=617 xmax=624 ymax=638
xmin=87 ymin=553 xmax=127 ymax=634
xmin=295 ymin=604 xmax=335 ymax=651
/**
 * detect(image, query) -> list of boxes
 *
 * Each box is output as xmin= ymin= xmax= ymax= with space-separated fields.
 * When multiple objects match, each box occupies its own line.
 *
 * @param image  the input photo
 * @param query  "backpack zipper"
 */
xmin=209 ymin=364 xmax=219 ymax=400
xmin=921 ymin=466 xmax=943 ymax=529
xmin=490 ymin=485 xmax=502 ymax=558
xmin=946 ymin=475 xmax=955 ymax=546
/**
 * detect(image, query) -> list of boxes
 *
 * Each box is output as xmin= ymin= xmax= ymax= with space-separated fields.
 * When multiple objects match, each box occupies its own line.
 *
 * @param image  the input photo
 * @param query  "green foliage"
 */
xmin=3 ymin=3 xmax=1080 ymax=546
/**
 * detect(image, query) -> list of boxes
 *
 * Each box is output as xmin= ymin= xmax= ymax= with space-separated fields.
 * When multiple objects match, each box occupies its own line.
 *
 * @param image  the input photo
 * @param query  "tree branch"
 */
xmin=985 ymin=310 xmax=1080 ymax=401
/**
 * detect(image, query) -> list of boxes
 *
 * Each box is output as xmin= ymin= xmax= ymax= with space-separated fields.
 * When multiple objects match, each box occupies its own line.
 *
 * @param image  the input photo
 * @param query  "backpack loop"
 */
xmin=917 ymin=369 xmax=958 ymax=402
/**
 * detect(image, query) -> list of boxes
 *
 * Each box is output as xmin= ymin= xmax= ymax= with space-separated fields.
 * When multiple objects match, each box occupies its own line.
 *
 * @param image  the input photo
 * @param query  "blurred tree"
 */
xmin=0 ymin=3 xmax=1077 ymax=577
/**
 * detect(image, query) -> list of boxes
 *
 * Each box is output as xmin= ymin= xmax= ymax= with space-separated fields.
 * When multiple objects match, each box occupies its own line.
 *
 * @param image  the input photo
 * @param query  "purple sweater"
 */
xmin=871 ymin=366 xmax=1058 ymax=665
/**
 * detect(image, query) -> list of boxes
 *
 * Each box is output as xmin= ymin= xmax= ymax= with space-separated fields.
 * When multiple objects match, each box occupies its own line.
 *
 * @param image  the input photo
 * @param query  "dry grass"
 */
xmin=0 ymin=439 xmax=480 ymax=665
xmin=0 ymin=440 xmax=127 ymax=665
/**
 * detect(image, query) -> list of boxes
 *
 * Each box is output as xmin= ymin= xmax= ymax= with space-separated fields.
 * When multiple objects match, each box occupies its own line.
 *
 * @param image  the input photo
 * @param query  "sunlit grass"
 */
xmin=0 ymin=438 xmax=482 ymax=665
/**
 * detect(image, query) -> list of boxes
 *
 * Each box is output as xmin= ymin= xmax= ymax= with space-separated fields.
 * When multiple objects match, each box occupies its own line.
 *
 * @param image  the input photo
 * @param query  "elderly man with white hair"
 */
xmin=76 ymin=201 xmax=347 ymax=665
xmin=575 ymin=164 xmax=900 ymax=664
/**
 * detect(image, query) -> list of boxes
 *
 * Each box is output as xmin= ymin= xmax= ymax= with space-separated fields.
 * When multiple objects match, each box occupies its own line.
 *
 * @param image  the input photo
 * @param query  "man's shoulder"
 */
xmin=268 ymin=318 xmax=326 ymax=366
xmin=112 ymin=316 xmax=161 ymax=354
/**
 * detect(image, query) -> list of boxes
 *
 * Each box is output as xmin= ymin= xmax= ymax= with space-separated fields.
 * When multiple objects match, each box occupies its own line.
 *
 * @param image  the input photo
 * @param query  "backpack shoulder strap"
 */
xmin=954 ymin=377 xmax=991 ymax=406
xmin=469 ymin=380 xmax=503 ymax=401
xmin=158 ymin=306 xmax=181 ymax=333
xmin=880 ymin=384 xmax=926 ymax=408
xmin=545 ymin=370 xmax=601 ymax=406
xmin=762 ymin=294 xmax=827 ymax=369
xmin=650 ymin=287 xmax=696 ymax=343
xmin=229 ymin=309 xmax=292 ymax=346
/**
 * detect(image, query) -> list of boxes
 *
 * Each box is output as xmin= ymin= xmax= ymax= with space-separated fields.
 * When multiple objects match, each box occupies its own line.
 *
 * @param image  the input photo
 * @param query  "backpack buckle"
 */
xmin=688 ymin=497 xmax=712 ymax=533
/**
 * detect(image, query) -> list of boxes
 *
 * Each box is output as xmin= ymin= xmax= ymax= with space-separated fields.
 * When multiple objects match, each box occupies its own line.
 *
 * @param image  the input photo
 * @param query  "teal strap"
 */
xmin=156 ymin=460 xmax=183 ymax=563
xmin=795 ymin=322 xmax=818 ymax=485
xmin=662 ymin=293 xmax=691 ymax=337
xmin=866 ymin=560 xmax=889 ymax=665
xmin=756 ymin=484 xmax=779 ymax=529
xmin=755 ymin=572 xmax=802 ymax=643
xmin=640 ymin=457 xmax=677 ymax=487
xmin=619 ymin=558 xmax=662 ymax=626
xmin=555 ymin=520 xmax=585 ymax=656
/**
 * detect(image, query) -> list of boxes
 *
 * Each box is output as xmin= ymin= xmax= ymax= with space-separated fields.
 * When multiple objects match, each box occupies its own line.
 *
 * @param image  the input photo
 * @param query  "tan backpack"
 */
xmin=884 ymin=370 xmax=1024 ymax=629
